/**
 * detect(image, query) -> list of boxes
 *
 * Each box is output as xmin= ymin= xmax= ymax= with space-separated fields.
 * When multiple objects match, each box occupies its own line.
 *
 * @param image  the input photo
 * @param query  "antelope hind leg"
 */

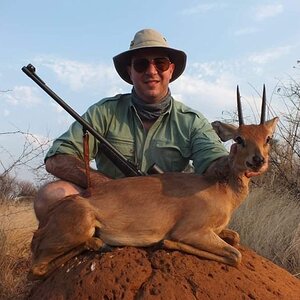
xmin=29 ymin=237 xmax=104 ymax=281
xmin=29 ymin=197 xmax=104 ymax=280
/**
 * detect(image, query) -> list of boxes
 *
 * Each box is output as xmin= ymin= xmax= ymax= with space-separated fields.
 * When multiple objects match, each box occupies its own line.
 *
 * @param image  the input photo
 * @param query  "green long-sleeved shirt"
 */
xmin=46 ymin=94 xmax=228 ymax=178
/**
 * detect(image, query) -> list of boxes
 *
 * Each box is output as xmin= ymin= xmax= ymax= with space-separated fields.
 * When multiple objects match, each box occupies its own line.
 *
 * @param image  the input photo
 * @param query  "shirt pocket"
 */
xmin=153 ymin=141 xmax=190 ymax=172
xmin=105 ymin=136 xmax=135 ymax=162
xmin=98 ymin=136 xmax=135 ymax=178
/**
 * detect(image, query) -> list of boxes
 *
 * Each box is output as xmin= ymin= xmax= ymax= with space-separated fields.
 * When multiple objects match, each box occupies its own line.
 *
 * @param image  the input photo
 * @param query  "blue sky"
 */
xmin=1 ymin=0 xmax=299 ymax=182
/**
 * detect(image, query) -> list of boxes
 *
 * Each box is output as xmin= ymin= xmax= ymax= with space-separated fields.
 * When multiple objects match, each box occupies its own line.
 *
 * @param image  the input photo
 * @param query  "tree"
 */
xmin=267 ymin=63 xmax=300 ymax=193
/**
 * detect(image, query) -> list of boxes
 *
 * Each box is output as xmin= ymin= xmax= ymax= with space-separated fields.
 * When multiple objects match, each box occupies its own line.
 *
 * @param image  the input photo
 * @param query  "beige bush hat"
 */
xmin=113 ymin=29 xmax=187 ymax=84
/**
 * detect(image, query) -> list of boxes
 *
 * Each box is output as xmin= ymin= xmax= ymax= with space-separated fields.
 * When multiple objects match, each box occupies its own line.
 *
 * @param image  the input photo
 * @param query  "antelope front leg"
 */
xmin=219 ymin=228 xmax=240 ymax=246
xmin=164 ymin=231 xmax=241 ymax=266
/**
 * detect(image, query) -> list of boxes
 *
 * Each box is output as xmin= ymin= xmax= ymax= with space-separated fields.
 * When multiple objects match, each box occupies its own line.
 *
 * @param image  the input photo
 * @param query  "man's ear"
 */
xmin=211 ymin=121 xmax=238 ymax=142
xmin=127 ymin=66 xmax=132 ymax=80
xmin=169 ymin=63 xmax=175 ymax=80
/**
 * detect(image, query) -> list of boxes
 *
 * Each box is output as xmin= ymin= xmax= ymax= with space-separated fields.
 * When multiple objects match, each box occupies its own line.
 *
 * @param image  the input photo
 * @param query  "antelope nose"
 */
xmin=253 ymin=155 xmax=265 ymax=167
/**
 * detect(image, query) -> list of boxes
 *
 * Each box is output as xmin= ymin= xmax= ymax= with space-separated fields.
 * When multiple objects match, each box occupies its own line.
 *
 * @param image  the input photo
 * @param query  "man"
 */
xmin=35 ymin=29 xmax=228 ymax=220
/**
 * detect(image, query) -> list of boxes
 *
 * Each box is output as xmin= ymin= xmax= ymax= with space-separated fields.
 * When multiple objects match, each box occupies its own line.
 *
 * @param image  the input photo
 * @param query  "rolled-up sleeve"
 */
xmin=45 ymin=101 xmax=108 ymax=161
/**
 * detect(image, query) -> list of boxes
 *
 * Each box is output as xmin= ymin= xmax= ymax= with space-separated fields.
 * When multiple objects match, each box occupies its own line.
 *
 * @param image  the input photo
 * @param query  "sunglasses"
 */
xmin=132 ymin=57 xmax=171 ymax=73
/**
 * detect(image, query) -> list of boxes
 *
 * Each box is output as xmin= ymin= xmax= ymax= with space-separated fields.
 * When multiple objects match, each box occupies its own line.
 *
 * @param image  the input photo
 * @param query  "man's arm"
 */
xmin=45 ymin=154 xmax=111 ymax=189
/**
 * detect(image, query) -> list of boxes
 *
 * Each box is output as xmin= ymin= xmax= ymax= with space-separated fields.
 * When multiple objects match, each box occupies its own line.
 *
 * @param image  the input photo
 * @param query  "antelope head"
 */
xmin=212 ymin=85 xmax=278 ymax=178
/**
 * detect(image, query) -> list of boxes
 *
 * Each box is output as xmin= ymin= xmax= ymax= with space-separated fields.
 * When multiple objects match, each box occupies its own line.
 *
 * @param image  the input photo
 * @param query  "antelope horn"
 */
xmin=237 ymin=85 xmax=244 ymax=125
xmin=260 ymin=84 xmax=266 ymax=124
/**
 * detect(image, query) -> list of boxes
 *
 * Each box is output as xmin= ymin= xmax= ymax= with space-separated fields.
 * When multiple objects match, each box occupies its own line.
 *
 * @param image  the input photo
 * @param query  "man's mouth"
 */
xmin=144 ymin=78 xmax=160 ymax=84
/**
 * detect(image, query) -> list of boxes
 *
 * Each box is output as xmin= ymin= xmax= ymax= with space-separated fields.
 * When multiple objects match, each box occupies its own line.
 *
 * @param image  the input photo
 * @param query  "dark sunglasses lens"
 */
xmin=153 ymin=58 xmax=170 ymax=71
xmin=133 ymin=59 xmax=149 ymax=72
xmin=133 ymin=58 xmax=170 ymax=73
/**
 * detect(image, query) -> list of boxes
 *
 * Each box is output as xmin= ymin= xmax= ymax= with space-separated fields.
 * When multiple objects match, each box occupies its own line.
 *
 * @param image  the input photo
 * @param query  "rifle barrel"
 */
xmin=22 ymin=64 xmax=145 ymax=177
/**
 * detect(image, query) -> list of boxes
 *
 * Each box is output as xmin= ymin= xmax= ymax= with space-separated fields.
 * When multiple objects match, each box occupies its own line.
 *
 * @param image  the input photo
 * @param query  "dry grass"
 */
xmin=229 ymin=184 xmax=300 ymax=278
xmin=0 ymin=200 xmax=37 ymax=299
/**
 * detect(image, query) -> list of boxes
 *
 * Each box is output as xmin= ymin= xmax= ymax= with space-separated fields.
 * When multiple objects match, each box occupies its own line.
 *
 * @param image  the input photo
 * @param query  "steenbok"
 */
xmin=30 ymin=86 xmax=278 ymax=279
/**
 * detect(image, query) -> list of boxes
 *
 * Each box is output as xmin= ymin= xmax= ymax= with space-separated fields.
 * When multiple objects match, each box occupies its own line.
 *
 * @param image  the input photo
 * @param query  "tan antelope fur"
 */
xmin=30 ymin=86 xmax=278 ymax=279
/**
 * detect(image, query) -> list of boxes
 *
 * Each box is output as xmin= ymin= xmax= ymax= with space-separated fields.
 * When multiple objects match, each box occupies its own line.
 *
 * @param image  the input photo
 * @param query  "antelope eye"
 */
xmin=235 ymin=136 xmax=245 ymax=147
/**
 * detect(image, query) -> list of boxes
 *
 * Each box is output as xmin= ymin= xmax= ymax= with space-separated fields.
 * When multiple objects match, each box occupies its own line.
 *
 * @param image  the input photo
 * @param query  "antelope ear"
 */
xmin=264 ymin=117 xmax=279 ymax=135
xmin=211 ymin=121 xmax=238 ymax=142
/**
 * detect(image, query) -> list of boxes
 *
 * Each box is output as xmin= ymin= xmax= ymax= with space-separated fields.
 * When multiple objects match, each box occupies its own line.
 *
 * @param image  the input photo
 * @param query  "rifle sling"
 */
xmin=83 ymin=129 xmax=91 ymax=196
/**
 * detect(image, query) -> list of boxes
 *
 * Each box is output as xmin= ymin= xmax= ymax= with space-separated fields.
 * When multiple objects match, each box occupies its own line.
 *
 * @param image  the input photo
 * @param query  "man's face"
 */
xmin=127 ymin=49 xmax=175 ymax=104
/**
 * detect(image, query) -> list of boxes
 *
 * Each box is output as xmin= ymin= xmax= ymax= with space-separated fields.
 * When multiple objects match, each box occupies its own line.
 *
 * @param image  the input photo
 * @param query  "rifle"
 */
xmin=22 ymin=64 xmax=163 ymax=177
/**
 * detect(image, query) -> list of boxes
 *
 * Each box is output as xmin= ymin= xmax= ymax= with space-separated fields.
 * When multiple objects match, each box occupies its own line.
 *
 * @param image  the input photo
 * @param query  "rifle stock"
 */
xmin=22 ymin=64 xmax=163 ymax=177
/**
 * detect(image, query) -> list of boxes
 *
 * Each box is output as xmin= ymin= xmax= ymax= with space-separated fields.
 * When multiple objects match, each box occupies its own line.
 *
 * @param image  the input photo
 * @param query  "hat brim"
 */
xmin=113 ymin=46 xmax=187 ymax=84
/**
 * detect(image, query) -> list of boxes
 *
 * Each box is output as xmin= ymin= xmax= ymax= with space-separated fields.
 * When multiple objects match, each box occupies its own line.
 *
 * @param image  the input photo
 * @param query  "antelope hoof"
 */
xmin=84 ymin=237 xmax=104 ymax=251
xmin=224 ymin=246 xmax=242 ymax=266
xmin=28 ymin=263 xmax=49 ymax=281
xmin=220 ymin=230 xmax=240 ymax=246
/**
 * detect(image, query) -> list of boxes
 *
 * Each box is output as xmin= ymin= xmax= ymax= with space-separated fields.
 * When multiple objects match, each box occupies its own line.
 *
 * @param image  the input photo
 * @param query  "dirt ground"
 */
xmin=29 ymin=245 xmax=300 ymax=300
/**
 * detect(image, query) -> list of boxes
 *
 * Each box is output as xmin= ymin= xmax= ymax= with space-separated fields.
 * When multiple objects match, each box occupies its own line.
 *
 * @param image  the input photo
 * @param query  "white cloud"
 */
xmin=255 ymin=3 xmax=283 ymax=21
xmin=50 ymin=102 xmax=64 ymax=113
xmin=30 ymin=53 xmax=289 ymax=123
xmin=191 ymin=62 xmax=218 ymax=78
xmin=172 ymin=71 xmax=236 ymax=121
xmin=3 ymin=86 xmax=41 ymax=106
xmin=189 ymin=60 xmax=237 ymax=79
xmin=248 ymin=46 xmax=292 ymax=64
xmin=171 ymin=57 xmax=280 ymax=122
xmin=25 ymin=132 xmax=51 ymax=147
xmin=36 ymin=57 xmax=121 ymax=93
xmin=48 ymin=103 xmax=74 ymax=128
xmin=3 ymin=109 xmax=10 ymax=117
xmin=181 ymin=2 xmax=227 ymax=15
xmin=234 ymin=27 xmax=259 ymax=36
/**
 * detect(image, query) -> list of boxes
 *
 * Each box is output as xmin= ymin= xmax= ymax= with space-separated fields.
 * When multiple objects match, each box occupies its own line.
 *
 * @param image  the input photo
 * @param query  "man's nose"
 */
xmin=145 ymin=62 xmax=158 ymax=74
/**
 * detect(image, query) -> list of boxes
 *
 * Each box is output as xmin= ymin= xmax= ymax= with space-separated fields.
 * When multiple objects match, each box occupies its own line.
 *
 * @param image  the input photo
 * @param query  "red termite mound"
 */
xmin=28 ymin=245 xmax=300 ymax=300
